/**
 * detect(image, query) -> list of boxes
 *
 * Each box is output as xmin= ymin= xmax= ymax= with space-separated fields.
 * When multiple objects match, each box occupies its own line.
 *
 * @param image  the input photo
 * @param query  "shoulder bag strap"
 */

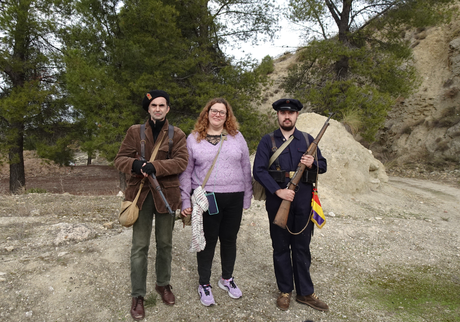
xmin=201 ymin=134 xmax=225 ymax=188
xmin=149 ymin=130 xmax=166 ymax=162
xmin=137 ymin=125 xmax=166 ymax=188
xmin=137 ymin=130 xmax=166 ymax=188
xmin=269 ymin=134 xmax=294 ymax=169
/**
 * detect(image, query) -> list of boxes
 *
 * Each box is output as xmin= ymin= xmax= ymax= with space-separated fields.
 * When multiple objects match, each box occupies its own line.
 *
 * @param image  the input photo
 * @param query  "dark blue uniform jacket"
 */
xmin=253 ymin=128 xmax=327 ymax=217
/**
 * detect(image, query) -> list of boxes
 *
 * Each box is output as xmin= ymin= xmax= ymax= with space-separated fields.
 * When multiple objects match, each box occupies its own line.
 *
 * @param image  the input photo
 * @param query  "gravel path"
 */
xmin=1 ymin=176 xmax=459 ymax=321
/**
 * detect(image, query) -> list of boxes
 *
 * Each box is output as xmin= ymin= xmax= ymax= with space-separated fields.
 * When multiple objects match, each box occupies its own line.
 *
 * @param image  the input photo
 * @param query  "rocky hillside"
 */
xmin=262 ymin=6 xmax=460 ymax=176
xmin=373 ymin=12 xmax=460 ymax=168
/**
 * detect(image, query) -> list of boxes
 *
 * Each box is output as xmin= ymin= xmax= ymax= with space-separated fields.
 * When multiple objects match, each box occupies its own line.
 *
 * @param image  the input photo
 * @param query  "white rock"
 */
xmin=296 ymin=113 xmax=389 ymax=195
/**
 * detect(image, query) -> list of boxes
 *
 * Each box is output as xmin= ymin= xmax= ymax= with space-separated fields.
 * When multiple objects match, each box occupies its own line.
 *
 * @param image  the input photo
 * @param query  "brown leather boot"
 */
xmin=276 ymin=292 xmax=292 ymax=311
xmin=296 ymin=293 xmax=329 ymax=312
xmin=155 ymin=284 xmax=175 ymax=305
xmin=130 ymin=296 xmax=145 ymax=320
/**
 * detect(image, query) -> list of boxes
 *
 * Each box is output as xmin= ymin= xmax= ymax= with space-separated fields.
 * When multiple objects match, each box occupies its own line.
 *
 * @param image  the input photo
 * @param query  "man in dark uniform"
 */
xmin=253 ymin=98 xmax=328 ymax=312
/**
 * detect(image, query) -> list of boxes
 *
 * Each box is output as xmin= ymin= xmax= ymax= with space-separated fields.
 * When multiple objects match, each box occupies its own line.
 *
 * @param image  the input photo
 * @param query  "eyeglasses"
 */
xmin=209 ymin=108 xmax=227 ymax=116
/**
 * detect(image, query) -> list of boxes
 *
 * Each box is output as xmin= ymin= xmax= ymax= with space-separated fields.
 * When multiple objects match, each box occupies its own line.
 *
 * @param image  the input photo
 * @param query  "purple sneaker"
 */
xmin=218 ymin=277 xmax=242 ymax=299
xmin=198 ymin=284 xmax=215 ymax=306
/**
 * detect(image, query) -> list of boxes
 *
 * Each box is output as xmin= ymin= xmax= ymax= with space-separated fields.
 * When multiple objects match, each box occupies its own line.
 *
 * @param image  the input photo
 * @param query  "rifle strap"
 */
xmin=167 ymin=124 xmax=174 ymax=159
xmin=140 ymin=124 xmax=146 ymax=160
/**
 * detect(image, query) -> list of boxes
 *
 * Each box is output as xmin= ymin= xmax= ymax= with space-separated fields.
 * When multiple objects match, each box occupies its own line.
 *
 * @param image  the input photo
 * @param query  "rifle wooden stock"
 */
xmin=273 ymin=114 xmax=334 ymax=229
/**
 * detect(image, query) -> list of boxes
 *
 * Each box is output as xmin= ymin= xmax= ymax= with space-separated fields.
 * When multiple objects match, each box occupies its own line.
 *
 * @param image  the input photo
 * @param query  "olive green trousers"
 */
xmin=130 ymin=192 xmax=175 ymax=297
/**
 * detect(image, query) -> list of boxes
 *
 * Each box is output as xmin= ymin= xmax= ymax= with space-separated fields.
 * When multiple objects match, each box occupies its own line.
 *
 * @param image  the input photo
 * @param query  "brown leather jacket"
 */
xmin=114 ymin=119 xmax=188 ymax=213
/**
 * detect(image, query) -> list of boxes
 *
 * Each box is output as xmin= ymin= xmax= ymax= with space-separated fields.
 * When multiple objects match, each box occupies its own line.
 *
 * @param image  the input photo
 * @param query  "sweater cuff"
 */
xmin=182 ymin=199 xmax=191 ymax=211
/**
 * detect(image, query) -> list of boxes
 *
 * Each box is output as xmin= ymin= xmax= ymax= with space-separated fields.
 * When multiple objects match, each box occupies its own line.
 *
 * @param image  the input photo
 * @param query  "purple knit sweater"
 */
xmin=179 ymin=131 xmax=253 ymax=210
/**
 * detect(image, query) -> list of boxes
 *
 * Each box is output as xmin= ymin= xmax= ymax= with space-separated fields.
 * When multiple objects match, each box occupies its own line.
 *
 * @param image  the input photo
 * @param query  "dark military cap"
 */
xmin=142 ymin=90 xmax=170 ymax=111
xmin=272 ymin=98 xmax=303 ymax=112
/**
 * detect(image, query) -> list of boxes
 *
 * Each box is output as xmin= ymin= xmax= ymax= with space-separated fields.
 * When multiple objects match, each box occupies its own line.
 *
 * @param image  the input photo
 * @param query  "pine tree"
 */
xmin=0 ymin=0 xmax=71 ymax=193
xmin=285 ymin=0 xmax=456 ymax=142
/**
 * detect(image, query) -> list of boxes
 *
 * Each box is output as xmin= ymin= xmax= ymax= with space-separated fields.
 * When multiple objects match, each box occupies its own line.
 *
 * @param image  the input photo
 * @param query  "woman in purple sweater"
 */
xmin=179 ymin=98 xmax=252 ymax=306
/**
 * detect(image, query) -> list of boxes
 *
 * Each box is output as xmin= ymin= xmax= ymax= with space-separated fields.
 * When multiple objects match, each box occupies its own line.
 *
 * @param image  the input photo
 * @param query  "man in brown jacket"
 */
xmin=114 ymin=90 xmax=188 ymax=321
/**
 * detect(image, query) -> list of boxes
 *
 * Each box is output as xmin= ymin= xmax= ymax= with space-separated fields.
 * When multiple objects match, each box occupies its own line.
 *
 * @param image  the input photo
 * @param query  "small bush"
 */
xmin=144 ymin=293 xmax=157 ymax=308
xmin=341 ymin=109 xmax=362 ymax=135
xmin=255 ymin=55 xmax=275 ymax=76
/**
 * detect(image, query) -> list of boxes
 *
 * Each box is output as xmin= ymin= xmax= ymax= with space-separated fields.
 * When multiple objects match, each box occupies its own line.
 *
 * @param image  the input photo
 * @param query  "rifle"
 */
xmin=272 ymin=113 xmax=334 ymax=229
xmin=140 ymin=157 xmax=175 ymax=216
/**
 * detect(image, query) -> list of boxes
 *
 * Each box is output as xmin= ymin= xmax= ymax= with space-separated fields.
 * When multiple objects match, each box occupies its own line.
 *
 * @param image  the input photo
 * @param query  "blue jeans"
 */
xmin=130 ymin=192 xmax=175 ymax=297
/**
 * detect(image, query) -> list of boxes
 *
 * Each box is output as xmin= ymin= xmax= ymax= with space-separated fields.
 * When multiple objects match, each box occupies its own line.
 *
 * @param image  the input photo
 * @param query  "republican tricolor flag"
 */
xmin=311 ymin=188 xmax=326 ymax=229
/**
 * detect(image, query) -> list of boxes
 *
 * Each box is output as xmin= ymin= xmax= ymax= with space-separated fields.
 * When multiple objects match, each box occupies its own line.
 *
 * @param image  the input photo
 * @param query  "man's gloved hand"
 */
xmin=141 ymin=162 xmax=156 ymax=175
xmin=132 ymin=160 xmax=144 ymax=175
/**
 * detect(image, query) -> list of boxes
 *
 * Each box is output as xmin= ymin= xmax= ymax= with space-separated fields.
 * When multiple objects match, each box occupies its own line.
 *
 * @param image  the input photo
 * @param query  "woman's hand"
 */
xmin=181 ymin=207 xmax=192 ymax=228
xmin=181 ymin=207 xmax=192 ymax=216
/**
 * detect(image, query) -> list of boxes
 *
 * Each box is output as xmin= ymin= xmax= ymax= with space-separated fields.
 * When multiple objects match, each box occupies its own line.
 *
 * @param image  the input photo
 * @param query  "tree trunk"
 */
xmin=87 ymin=154 xmax=92 ymax=165
xmin=9 ymin=122 xmax=26 ymax=194
xmin=325 ymin=0 xmax=353 ymax=79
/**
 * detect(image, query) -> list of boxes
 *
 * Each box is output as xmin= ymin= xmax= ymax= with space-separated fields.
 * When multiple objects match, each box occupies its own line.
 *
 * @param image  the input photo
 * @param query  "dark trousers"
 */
xmin=130 ymin=192 xmax=175 ymax=297
xmin=197 ymin=192 xmax=244 ymax=285
xmin=267 ymin=204 xmax=314 ymax=296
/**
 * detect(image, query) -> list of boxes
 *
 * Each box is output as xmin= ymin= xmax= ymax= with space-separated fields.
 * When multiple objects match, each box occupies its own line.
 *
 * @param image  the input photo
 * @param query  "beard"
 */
xmin=279 ymin=119 xmax=295 ymax=131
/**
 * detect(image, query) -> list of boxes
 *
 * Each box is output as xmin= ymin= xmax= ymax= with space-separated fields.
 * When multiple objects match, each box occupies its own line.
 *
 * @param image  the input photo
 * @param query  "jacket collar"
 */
xmin=274 ymin=127 xmax=302 ymax=141
xmin=144 ymin=119 xmax=169 ymax=144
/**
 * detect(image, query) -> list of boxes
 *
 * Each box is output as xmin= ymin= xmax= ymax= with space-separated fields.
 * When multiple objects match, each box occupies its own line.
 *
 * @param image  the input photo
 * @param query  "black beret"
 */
xmin=142 ymin=90 xmax=170 ymax=111
xmin=272 ymin=98 xmax=303 ymax=112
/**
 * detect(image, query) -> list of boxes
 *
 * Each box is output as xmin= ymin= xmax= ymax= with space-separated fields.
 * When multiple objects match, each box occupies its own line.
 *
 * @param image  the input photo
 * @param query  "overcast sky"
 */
xmin=224 ymin=16 xmax=307 ymax=62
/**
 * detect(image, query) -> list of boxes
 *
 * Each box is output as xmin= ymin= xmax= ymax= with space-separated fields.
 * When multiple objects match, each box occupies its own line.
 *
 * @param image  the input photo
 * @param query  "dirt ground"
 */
xmin=0 ymin=151 xmax=121 ymax=195
xmin=0 ymin=159 xmax=459 ymax=322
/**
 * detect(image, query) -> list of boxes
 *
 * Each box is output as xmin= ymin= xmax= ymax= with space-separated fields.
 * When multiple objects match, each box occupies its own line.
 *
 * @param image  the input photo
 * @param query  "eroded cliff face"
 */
xmin=372 ymin=15 xmax=460 ymax=166
xmin=263 ymin=7 xmax=460 ymax=169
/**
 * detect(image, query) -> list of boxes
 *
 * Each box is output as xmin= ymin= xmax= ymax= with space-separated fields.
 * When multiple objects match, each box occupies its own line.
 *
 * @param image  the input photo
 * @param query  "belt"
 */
xmin=285 ymin=171 xmax=295 ymax=178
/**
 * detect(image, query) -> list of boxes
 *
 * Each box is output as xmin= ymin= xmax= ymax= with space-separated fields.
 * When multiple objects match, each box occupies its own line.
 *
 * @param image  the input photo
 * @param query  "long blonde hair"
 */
xmin=193 ymin=98 xmax=239 ymax=142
